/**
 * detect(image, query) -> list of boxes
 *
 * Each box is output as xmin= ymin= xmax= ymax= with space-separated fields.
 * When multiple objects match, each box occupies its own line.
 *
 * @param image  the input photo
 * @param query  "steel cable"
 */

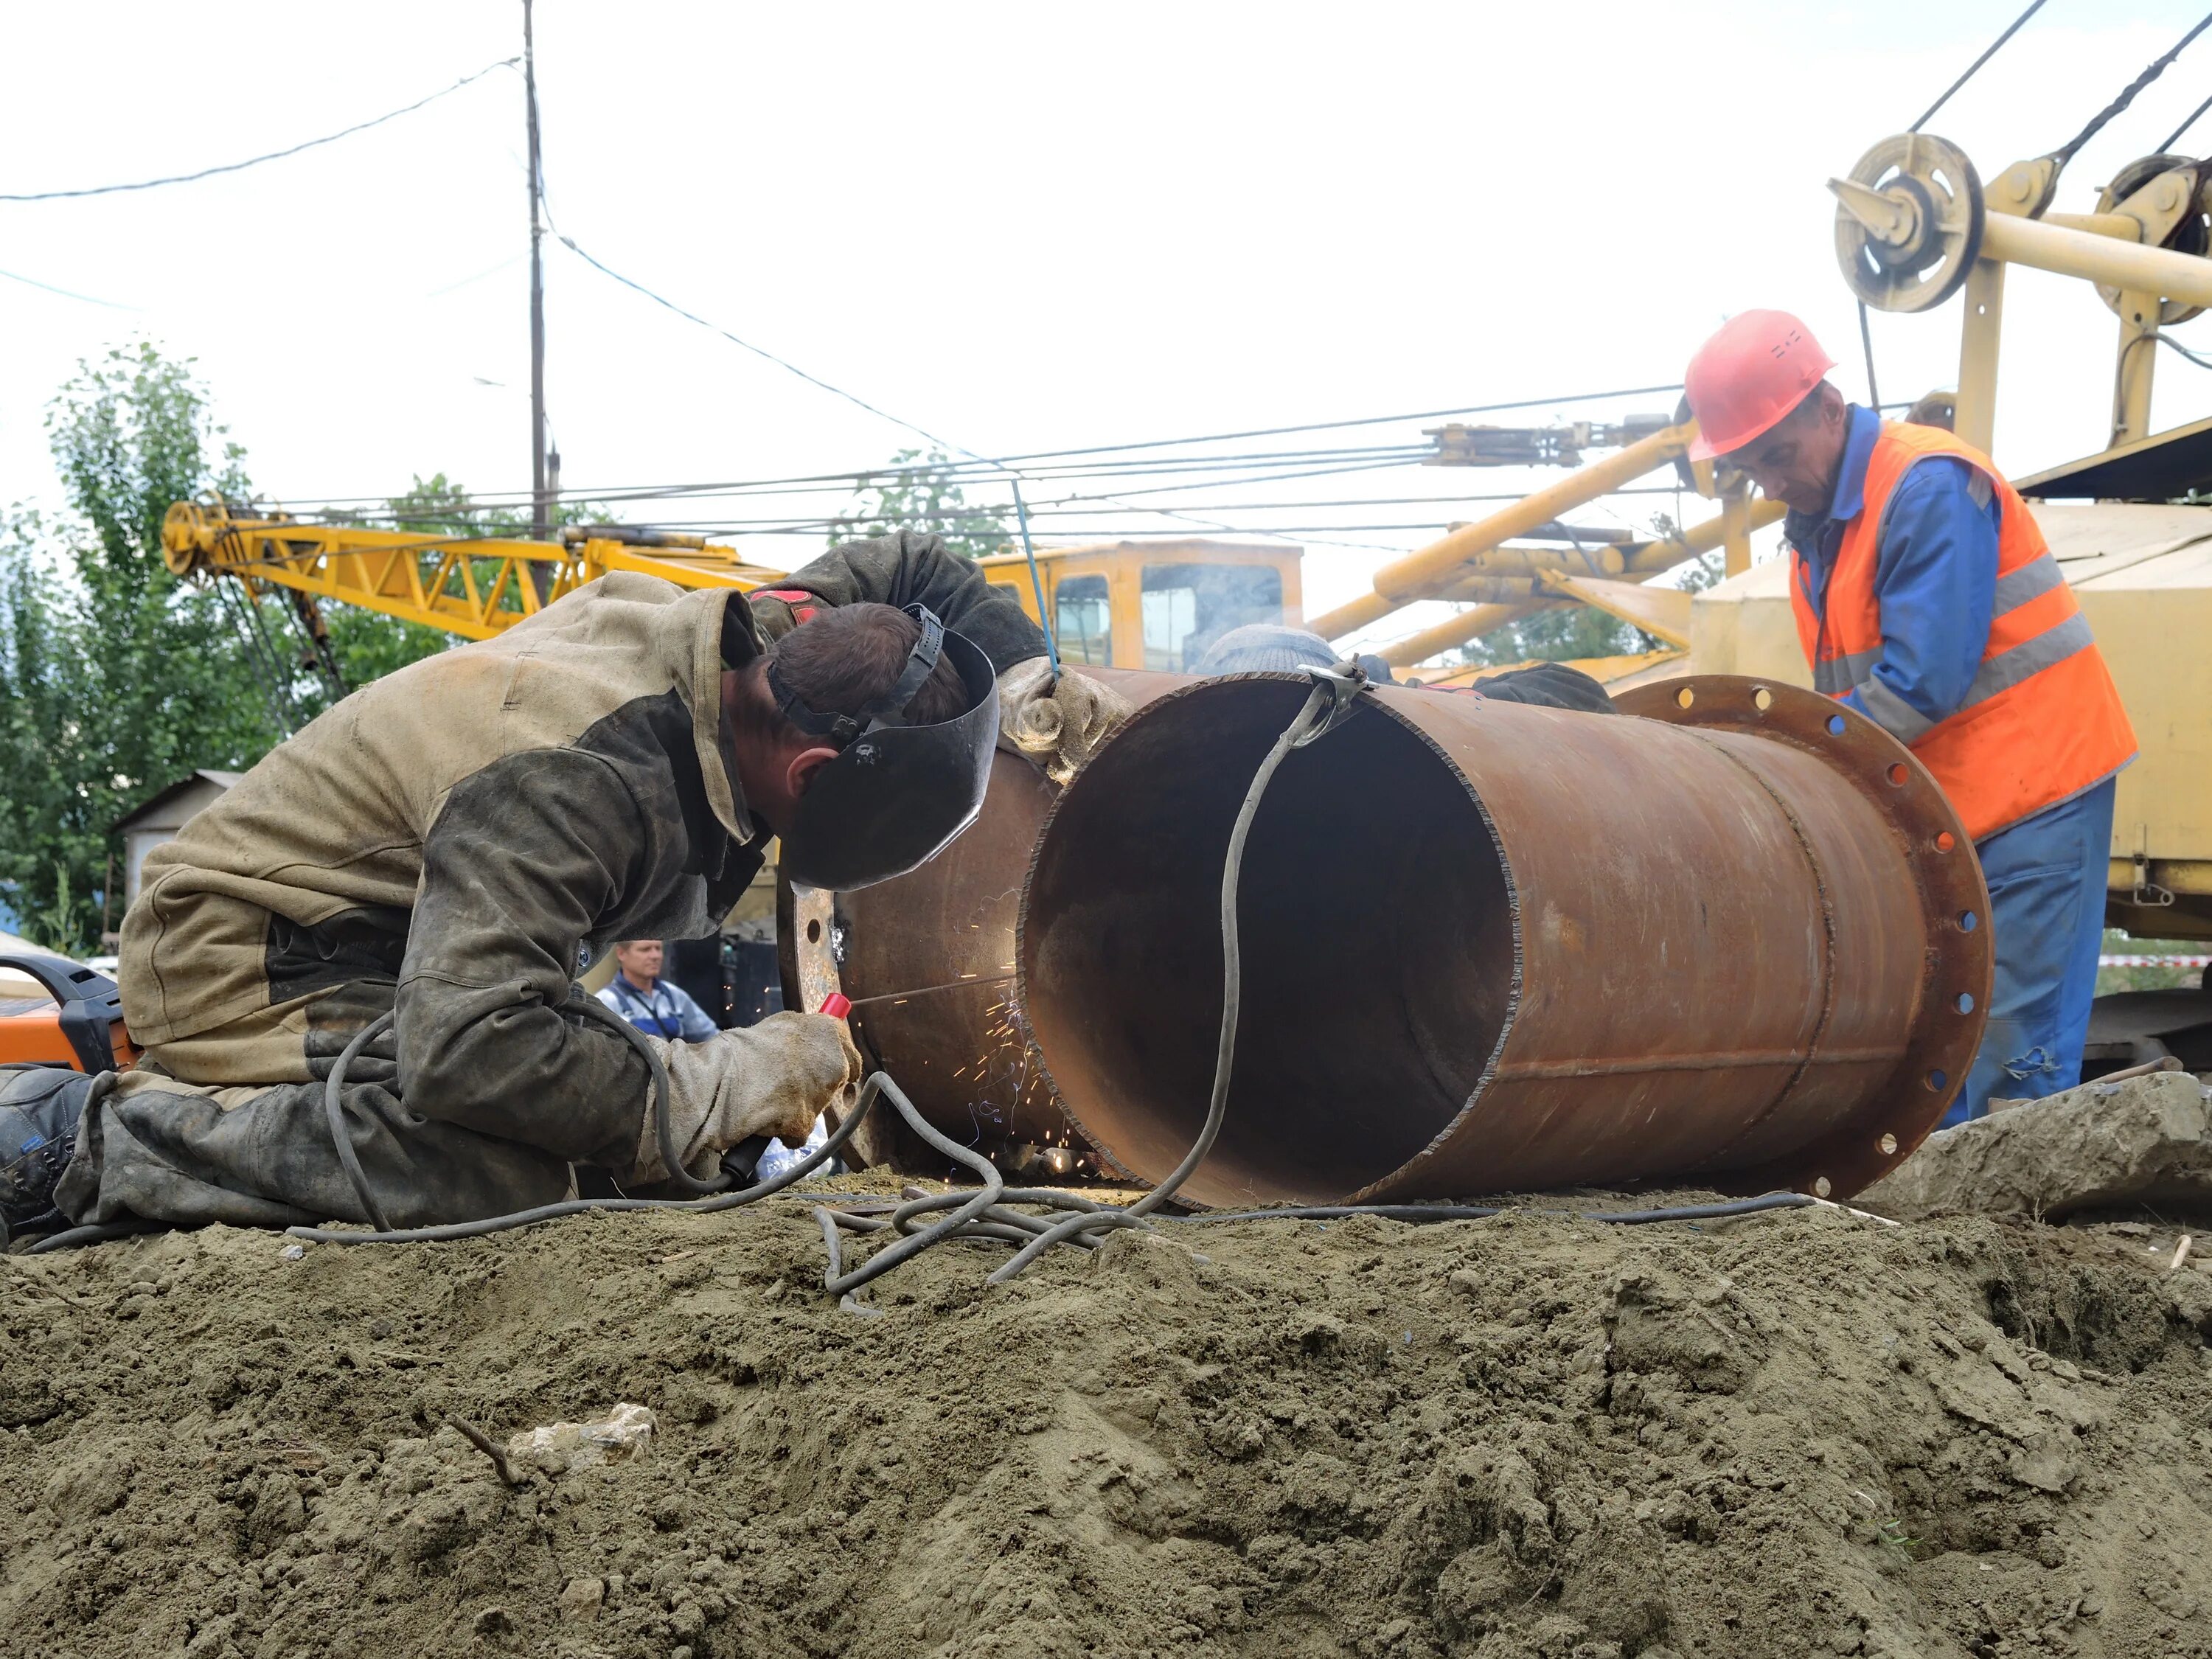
xmin=1910 ymin=0 xmax=2048 ymax=133
xmin=2051 ymin=11 xmax=2212 ymax=166
xmin=0 ymin=60 xmax=519 ymax=202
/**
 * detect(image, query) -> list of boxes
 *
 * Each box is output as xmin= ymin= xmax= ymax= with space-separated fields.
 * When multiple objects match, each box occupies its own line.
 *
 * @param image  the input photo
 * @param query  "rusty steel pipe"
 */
xmin=781 ymin=669 xmax=1188 ymax=1170
xmin=1016 ymin=674 xmax=1992 ymax=1208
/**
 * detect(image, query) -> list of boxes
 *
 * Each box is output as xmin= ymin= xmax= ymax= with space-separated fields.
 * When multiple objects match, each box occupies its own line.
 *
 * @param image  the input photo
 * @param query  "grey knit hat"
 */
xmin=1194 ymin=623 xmax=1340 ymax=675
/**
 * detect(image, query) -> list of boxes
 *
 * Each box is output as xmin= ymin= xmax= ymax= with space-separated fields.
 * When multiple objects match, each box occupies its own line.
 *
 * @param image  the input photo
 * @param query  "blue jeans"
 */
xmin=1947 ymin=777 xmax=2117 ymax=1126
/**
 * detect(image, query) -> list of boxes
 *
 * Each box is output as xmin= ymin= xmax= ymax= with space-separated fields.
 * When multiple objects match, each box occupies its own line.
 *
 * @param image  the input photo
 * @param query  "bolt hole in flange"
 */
xmin=1603 ymin=675 xmax=1992 ymax=1200
xmin=1878 ymin=1133 xmax=1898 ymax=1156
xmin=1677 ymin=686 xmax=1695 ymax=709
xmin=1753 ymin=686 xmax=1774 ymax=712
xmin=806 ymin=919 xmax=823 ymax=944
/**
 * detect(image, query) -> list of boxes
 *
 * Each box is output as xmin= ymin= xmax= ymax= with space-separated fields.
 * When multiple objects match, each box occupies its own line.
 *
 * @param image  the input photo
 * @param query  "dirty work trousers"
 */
xmin=56 ymin=972 xmax=575 ymax=1232
xmin=1949 ymin=776 xmax=2117 ymax=1127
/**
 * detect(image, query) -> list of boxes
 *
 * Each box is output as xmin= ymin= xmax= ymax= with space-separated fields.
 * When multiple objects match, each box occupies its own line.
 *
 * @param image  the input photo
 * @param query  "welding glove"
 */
xmin=996 ymin=658 xmax=1135 ymax=785
xmin=630 ymin=1012 xmax=863 ymax=1185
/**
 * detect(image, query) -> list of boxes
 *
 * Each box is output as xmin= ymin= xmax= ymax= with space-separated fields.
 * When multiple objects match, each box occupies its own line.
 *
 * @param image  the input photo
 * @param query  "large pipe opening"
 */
xmin=1020 ymin=678 xmax=1515 ymax=1208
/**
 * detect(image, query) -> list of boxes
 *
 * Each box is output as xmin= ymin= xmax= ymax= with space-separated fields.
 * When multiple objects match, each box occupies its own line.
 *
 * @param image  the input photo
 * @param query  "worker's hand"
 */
xmin=996 ymin=659 xmax=1135 ymax=785
xmin=634 ymin=1012 xmax=863 ymax=1184
xmin=305 ymin=1020 xmax=399 ymax=1088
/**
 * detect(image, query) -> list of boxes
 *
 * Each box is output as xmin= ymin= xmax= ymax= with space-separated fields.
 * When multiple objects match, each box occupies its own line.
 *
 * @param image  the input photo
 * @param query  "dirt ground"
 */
xmin=1 ymin=1183 xmax=2210 ymax=1659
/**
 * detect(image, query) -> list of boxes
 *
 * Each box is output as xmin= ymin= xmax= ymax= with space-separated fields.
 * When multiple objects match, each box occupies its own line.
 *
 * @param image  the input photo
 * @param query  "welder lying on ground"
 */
xmin=1 ymin=532 xmax=1127 ymax=1235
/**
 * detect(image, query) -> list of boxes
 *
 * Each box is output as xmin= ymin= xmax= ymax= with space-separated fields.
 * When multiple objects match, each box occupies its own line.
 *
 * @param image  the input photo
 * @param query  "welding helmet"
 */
xmin=768 ymin=603 xmax=1000 ymax=891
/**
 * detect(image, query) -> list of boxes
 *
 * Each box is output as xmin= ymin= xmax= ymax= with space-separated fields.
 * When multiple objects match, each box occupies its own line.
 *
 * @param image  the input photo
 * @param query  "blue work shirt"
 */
xmin=1784 ymin=405 xmax=1999 ymax=745
xmin=595 ymin=974 xmax=720 ymax=1043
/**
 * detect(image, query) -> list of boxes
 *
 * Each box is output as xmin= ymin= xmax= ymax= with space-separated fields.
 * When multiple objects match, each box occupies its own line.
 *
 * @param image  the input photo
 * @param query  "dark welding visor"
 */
xmin=768 ymin=604 xmax=1000 ymax=891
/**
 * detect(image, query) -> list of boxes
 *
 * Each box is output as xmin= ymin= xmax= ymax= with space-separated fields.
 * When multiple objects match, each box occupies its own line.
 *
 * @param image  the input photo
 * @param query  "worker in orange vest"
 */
xmin=1684 ymin=311 xmax=2137 ymax=1124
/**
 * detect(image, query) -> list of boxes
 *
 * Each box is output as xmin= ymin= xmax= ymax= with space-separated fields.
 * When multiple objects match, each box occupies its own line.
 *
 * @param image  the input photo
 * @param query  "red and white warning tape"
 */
xmin=2100 ymin=955 xmax=2212 ymax=968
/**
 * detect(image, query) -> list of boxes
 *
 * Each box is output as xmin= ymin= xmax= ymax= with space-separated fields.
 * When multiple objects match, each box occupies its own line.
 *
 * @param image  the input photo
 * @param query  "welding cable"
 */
xmin=573 ymin=992 xmax=729 ymax=1196
xmin=25 ymin=1219 xmax=169 ymax=1254
xmin=1162 ymin=1195 xmax=1820 ymax=1225
xmin=284 ymin=1070 xmax=894 ymax=1246
xmin=806 ymin=679 xmax=1343 ymax=1287
xmin=323 ymin=1014 xmax=397 ymax=1231
xmin=974 ymin=678 xmax=1340 ymax=1286
xmin=815 ymin=1082 xmax=1009 ymax=1294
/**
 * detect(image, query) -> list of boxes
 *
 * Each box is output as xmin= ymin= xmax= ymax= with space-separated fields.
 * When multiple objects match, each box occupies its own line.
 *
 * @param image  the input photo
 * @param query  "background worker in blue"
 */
xmin=1683 ymin=310 xmax=2138 ymax=1124
xmin=595 ymin=939 xmax=719 ymax=1043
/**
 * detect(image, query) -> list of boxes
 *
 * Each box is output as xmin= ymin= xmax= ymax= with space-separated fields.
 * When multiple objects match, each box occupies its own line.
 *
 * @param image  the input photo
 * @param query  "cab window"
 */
xmin=1141 ymin=564 xmax=1284 ymax=670
xmin=1054 ymin=574 xmax=1112 ymax=665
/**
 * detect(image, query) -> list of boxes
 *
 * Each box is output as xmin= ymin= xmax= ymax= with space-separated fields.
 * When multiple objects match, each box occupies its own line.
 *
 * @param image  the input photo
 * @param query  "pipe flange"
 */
xmin=1615 ymin=674 xmax=1994 ymax=1200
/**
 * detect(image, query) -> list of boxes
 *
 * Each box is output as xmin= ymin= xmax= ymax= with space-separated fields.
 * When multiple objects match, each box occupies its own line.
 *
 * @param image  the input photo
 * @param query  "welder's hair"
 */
xmin=1782 ymin=379 xmax=1843 ymax=429
xmin=756 ymin=602 xmax=970 ymax=740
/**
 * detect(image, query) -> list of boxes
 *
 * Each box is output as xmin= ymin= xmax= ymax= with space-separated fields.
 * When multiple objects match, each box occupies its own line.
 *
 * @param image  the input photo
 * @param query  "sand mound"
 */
xmin=1 ymin=1189 xmax=2209 ymax=1658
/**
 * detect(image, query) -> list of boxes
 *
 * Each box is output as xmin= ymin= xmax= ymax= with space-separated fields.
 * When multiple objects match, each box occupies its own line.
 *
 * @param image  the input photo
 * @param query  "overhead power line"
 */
xmin=552 ymin=226 xmax=966 ymax=456
xmin=275 ymin=389 xmax=1684 ymax=515
xmin=1910 ymin=0 xmax=2047 ymax=133
xmin=0 ymin=264 xmax=139 ymax=310
xmin=0 ymin=58 xmax=518 ymax=202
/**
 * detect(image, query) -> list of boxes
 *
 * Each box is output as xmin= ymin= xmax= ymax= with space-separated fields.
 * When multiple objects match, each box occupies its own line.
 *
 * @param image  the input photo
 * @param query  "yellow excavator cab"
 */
xmin=975 ymin=539 xmax=1304 ymax=672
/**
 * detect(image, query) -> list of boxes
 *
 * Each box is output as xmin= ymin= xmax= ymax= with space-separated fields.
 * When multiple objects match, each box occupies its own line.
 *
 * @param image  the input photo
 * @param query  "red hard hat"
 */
xmin=1683 ymin=310 xmax=1837 ymax=461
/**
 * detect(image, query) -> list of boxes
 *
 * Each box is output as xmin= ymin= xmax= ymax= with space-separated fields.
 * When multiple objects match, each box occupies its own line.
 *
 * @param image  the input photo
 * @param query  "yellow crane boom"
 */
xmin=161 ymin=499 xmax=787 ymax=642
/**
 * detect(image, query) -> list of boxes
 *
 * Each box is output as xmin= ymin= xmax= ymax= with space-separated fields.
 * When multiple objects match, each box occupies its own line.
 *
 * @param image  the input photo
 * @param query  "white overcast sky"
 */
xmin=5 ymin=1 xmax=2212 ymax=653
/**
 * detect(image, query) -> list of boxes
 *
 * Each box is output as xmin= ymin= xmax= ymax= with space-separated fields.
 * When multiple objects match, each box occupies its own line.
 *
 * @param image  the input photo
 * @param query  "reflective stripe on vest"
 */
xmin=1787 ymin=421 xmax=2135 ymax=841
xmin=1834 ymin=553 xmax=2091 ymax=744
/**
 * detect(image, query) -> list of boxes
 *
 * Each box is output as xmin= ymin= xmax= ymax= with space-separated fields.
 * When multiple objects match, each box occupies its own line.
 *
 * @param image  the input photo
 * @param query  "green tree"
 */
xmin=829 ymin=448 xmax=1011 ymax=560
xmin=0 ymin=347 xmax=302 ymax=952
xmin=1 ymin=345 xmax=633 ymax=953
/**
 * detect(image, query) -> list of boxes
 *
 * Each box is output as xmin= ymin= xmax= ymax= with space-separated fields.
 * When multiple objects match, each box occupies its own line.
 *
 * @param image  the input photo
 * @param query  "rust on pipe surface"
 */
xmin=1017 ymin=674 xmax=1991 ymax=1208
xmin=781 ymin=668 xmax=1187 ymax=1169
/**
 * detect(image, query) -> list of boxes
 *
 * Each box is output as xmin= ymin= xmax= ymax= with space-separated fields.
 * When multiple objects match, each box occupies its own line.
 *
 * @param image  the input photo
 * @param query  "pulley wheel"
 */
xmin=159 ymin=499 xmax=211 ymax=576
xmin=1834 ymin=133 xmax=1983 ymax=314
xmin=2096 ymin=154 xmax=2208 ymax=326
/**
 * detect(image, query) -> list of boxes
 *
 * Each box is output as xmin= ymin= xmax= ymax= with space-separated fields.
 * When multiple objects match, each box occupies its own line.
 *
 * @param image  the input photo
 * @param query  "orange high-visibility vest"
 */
xmin=1788 ymin=421 xmax=2135 ymax=843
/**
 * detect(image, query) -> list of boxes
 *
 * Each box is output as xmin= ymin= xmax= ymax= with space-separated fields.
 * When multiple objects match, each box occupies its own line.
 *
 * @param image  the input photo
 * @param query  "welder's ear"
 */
xmin=785 ymin=745 xmax=843 ymax=799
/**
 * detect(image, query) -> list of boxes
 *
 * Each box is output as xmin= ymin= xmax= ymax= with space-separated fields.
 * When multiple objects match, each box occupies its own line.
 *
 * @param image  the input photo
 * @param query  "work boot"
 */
xmin=0 ymin=1065 xmax=96 ymax=1244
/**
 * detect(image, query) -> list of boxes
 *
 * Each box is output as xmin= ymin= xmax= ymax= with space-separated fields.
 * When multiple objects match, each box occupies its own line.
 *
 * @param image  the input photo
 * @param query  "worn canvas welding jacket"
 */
xmin=1785 ymin=408 xmax=2135 ymax=844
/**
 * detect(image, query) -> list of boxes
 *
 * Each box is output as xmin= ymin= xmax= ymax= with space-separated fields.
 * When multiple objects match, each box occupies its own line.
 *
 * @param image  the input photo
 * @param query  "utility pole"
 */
xmin=524 ymin=0 xmax=549 ymax=542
